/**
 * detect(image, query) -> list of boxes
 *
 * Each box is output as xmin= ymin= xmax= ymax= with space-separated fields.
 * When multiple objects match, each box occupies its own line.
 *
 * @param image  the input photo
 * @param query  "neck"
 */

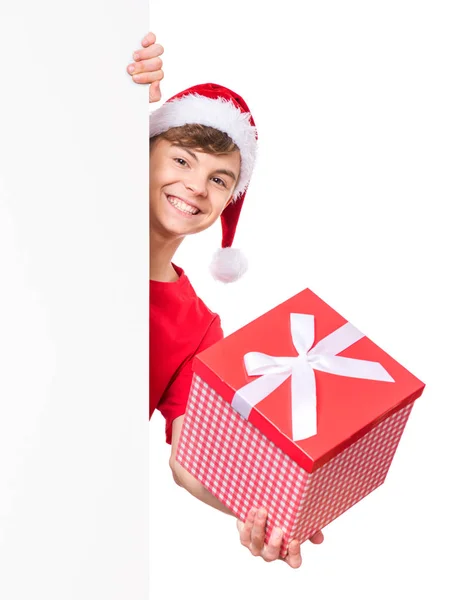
xmin=149 ymin=225 xmax=185 ymax=281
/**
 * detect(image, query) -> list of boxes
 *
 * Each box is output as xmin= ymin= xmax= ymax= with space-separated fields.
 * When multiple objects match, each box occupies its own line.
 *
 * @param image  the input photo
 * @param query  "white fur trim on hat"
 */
xmin=149 ymin=94 xmax=257 ymax=200
xmin=209 ymin=247 xmax=248 ymax=283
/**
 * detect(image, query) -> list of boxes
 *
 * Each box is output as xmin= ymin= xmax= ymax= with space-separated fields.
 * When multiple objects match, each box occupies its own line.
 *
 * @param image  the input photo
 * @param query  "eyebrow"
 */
xmin=174 ymin=145 xmax=199 ymax=162
xmin=173 ymin=145 xmax=238 ymax=182
xmin=213 ymin=168 xmax=237 ymax=182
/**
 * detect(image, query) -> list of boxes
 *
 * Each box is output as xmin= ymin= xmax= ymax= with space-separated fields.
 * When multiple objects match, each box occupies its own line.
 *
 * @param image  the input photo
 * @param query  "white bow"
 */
xmin=231 ymin=313 xmax=395 ymax=441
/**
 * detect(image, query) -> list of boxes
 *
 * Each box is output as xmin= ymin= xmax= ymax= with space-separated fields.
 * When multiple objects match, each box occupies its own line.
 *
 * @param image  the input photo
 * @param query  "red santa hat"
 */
xmin=149 ymin=83 xmax=258 ymax=283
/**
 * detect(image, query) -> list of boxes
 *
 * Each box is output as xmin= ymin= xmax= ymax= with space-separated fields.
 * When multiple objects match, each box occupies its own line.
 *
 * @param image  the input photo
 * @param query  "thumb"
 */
xmin=149 ymin=81 xmax=161 ymax=103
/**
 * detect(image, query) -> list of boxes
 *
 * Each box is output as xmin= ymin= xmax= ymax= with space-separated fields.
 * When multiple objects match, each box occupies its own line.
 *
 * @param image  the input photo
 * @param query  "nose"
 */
xmin=185 ymin=172 xmax=208 ymax=197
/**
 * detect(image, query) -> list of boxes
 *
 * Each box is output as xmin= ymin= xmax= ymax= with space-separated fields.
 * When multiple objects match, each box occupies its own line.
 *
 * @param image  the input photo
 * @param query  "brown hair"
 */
xmin=149 ymin=124 xmax=239 ymax=155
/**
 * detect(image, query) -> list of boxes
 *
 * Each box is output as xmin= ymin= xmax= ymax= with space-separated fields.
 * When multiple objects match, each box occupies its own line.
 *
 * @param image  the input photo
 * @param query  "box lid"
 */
xmin=193 ymin=289 xmax=425 ymax=473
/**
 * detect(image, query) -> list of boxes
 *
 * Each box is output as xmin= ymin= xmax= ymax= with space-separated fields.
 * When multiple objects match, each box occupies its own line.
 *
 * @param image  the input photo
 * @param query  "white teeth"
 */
xmin=168 ymin=196 xmax=199 ymax=215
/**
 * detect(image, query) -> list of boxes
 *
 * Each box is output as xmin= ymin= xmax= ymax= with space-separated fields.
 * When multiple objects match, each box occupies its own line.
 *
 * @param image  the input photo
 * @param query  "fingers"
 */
xmin=128 ymin=57 xmax=163 ymax=79
xmin=283 ymin=530 xmax=322 ymax=569
xmin=127 ymin=31 xmax=164 ymax=90
xmin=284 ymin=539 xmax=302 ymax=569
xmin=309 ymin=530 xmax=324 ymax=545
xmin=250 ymin=508 xmax=267 ymax=556
xmin=236 ymin=507 xmax=308 ymax=569
xmin=129 ymin=68 xmax=164 ymax=85
xmin=261 ymin=527 xmax=284 ymax=562
xmin=238 ymin=508 xmax=256 ymax=548
xmin=141 ymin=32 xmax=156 ymax=47
xmin=236 ymin=518 xmax=244 ymax=534
xmin=133 ymin=42 xmax=164 ymax=62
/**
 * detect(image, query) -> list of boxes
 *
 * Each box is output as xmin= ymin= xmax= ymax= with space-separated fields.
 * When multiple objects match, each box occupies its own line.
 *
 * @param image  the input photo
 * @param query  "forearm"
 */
xmin=171 ymin=458 xmax=235 ymax=516
xmin=169 ymin=415 xmax=235 ymax=516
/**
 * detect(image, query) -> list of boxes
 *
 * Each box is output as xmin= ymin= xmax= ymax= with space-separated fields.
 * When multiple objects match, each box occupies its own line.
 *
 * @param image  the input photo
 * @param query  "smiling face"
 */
xmin=149 ymin=137 xmax=241 ymax=240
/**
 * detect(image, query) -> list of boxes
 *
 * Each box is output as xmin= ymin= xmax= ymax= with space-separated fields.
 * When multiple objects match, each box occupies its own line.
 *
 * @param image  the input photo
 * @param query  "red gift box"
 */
xmin=176 ymin=289 xmax=425 ymax=556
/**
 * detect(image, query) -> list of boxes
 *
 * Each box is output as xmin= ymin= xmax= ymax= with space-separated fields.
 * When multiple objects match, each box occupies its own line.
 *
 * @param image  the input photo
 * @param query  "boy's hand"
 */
xmin=236 ymin=508 xmax=324 ymax=568
xmin=127 ymin=32 xmax=164 ymax=103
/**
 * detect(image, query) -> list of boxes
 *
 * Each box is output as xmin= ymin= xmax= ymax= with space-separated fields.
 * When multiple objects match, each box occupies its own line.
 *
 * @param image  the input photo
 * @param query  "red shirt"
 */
xmin=150 ymin=265 xmax=224 ymax=445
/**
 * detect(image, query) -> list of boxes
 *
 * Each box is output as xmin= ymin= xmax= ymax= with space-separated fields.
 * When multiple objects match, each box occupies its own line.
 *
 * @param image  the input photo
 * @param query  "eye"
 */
xmin=212 ymin=177 xmax=226 ymax=187
xmin=174 ymin=157 xmax=188 ymax=166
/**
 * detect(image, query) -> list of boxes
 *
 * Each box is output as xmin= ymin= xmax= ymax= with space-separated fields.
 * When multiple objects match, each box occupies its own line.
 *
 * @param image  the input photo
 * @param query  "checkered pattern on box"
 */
xmin=176 ymin=374 xmax=413 ymax=556
xmin=291 ymin=401 xmax=413 ymax=544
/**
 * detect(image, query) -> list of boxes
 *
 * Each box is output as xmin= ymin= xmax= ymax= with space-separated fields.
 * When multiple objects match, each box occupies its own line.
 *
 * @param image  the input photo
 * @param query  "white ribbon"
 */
xmin=231 ymin=313 xmax=395 ymax=441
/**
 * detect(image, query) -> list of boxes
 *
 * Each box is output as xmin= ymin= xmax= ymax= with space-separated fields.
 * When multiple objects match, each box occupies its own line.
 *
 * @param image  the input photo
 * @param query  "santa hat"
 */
xmin=149 ymin=83 xmax=258 ymax=283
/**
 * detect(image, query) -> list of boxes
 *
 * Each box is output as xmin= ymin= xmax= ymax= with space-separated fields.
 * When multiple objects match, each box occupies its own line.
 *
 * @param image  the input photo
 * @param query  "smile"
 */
xmin=167 ymin=195 xmax=200 ymax=216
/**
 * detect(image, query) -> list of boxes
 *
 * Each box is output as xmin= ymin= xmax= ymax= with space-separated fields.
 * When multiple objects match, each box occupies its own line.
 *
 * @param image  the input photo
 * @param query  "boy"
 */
xmin=129 ymin=32 xmax=323 ymax=568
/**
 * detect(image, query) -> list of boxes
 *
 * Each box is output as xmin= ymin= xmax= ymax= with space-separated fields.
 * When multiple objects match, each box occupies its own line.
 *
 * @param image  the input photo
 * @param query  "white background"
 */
xmin=150 ymin=1 xmax=451 ymax=598
xmin=0 ymin=2 xmax=148 ymax=599
xmin=0 ymin=1 xmax=450 ymax=599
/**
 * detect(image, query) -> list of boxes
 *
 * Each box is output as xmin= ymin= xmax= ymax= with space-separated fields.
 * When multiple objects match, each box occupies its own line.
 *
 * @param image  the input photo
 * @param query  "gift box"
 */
xmin=176 ymin=289 xmax=425 ymax=557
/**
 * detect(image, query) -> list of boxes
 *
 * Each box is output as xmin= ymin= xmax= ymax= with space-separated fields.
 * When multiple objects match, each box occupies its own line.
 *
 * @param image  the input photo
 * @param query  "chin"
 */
xmin=159 ymin=217 xmax=200 ymax=238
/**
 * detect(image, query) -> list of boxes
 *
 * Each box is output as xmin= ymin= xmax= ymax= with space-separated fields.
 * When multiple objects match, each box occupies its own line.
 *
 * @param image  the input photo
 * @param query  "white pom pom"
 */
xmin=209 ymin=247 xmax=248 ymax=283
